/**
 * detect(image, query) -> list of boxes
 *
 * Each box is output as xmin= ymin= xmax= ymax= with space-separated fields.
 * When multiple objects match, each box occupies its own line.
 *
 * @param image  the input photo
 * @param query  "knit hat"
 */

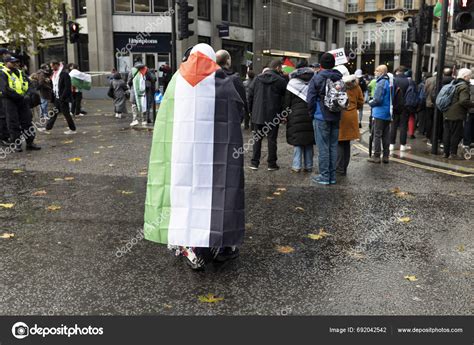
xmin=320 ymin=52 xmax=335 ymax=70
xmin=457 ymin=68 xmax=472 ymax=80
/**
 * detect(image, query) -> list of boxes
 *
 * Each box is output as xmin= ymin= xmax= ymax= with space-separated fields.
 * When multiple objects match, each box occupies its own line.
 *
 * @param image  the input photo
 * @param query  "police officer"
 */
xmin=0 ymin=48 xmax=10 ymax=147
xmin=0 ymin=56 xmax=41 ymax=152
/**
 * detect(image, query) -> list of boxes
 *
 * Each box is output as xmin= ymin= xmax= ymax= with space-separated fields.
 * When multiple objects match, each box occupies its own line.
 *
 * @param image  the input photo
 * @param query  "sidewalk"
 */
xmin=359 ymin=104 xmax=474 ymax=175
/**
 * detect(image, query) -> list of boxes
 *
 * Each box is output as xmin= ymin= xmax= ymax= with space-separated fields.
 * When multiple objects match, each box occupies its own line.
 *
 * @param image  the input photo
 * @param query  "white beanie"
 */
xmin=457 ymin=68 xmax=472 ymax=80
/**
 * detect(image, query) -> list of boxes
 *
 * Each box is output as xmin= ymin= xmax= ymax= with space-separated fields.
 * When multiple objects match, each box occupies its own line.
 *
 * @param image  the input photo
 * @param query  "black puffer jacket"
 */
xmin=284 ymin=68 xmax=315 ymax=146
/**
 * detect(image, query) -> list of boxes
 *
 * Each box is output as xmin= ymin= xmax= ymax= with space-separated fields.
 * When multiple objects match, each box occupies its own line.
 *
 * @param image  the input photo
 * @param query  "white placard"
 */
xmin=329 ymin=48 xmax=348 ymax=66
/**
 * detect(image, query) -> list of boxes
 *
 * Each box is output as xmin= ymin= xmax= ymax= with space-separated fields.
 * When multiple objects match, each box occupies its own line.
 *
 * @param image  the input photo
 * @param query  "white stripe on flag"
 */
xmin=168 ymin=72 xmax=216 ymax=247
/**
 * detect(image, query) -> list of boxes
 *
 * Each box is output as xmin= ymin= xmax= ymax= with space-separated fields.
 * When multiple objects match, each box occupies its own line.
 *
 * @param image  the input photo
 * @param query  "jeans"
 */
xmin=292 ymin=145 xmax=314 ymax=170
xmin=374 ymin=118 xmax=391 ymax=158
xmin=390 ymin=112 xmax=409 ymax=145
xmin=251 ymin=123 xmax=279 ymax=167
xmin=39 ymin=97 xmax=49 ymax=118
xmin=314 ymin=119 xmax=339 ymax=183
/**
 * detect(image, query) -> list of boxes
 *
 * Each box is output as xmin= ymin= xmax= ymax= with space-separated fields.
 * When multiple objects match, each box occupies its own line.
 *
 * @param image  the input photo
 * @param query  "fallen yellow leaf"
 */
xmin=295 ymin=206 xmax=305 ymax=211
xmin=62 ymin=140 xmax=73 ymax=144
xmin=198 ymin=293 xmax=224 ymax=303
xmin=54 ymin=178 xmax=63 ymax=181
xmin=457 ymin=244 xmax=465 ymax=252
xmin=0 ymin=233 xmax=14 ymax=239
xmin=0 ymin=203 xmax=15 ymax=209
xmin=68 ymin=157 xmax=82 ymax=162
xmin=276 ymin=188 xmax=287 ymax=192
xmin=308 ymin=229 xmax=331 ymax=240
xmin=273 ymin=192 xmax=282 ymax=196
xmin=398 ymin=217 xmax=411 ymax=223
xmin=32 ymin=190 xmax=47 ymax=196
xmin=93 ymin=151 xmax=100 ymax=154
xmin=109 ymin=164 xmax=115 ymax=167
xmin=266 ymin=197 xmax=274 ymax=200
xmin=120 ymin=191 xmax=134 ymax=195
xmin=107 ymin=146 xmax=114 ymax=148
xmin=276 ymin=245 xmax=295 ymax=254
xmin=12 ymin=169 xmax=23 ymax=174
xmin=64 ymin=177 xmax=75 ymax=181
xmin=404 ymin=275 xmax=418 ymax=282
xmin=46 ymin=205 xmax=61 ymax=211
xmin=245 ymin=223 xmax=253 ymax=230
xmin=139 ymin=171 xmax=147 ymax=176
xmin=390 ymin=187 xmax=401 ymax=193
xmin=98 ymin=146 xmax=105 ymax=149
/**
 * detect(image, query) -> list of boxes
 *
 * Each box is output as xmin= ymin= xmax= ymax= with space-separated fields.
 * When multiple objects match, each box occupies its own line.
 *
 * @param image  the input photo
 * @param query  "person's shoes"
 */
xmin=70 ymin=112 xmax=74 ymax=116
xmin=382 ymin=157 xmax=389 ymax=164
xmin=64 ymin=130 xmax=77 ymax=135
xmin=427 ymin=141 xmax=432 ymax=147
xmin=214 ymin=247 xmax=240 ymax=263
xmin=367 ymin=157 xmax=381 ymax=163
xmin=80 ymin=110 xmax=88 ymax=115
xmin=449 ymin=154 xmax=463 ymax=160
xmin=330 ymin=180 xmax=337 ymax=184
xmin=389 ymin=144 xmax=395 ymax=151
xmin=409 ymin=135 xmax=416 ymax=139
xmin=291 ymin=168 xmax=301 ymax=173
xmin=303 ymin=168 xmax=313 ymax=173
xmin=400 ymin=145 xmax=411 ymax=151
xmin=130 ymin=120 xmax=139 ymax=127
xmin=141 ymin=121 xmax=148 ymax=126
xmin=267 ymin=165 xmax=280 ymax=171
xmin=443 ymin=153 xmax=450 ymax=158
xmin=78 ymin=113 xmax=85 ymax=117
xmin=336 ymin=170 xmax=346 ymax=176
xmin=14 ymin=144 xmax=23 ymax=152
xmin=26 ymin=143 xmax=41 ymax=151
xmin=359 ymin=122 xmax=362 ymax=129
xmin=440 ymin=143 xmax=444 ymax=149
xmin=36 ymin=127 xmax=51 ymax=134
xmin=248 ymin=164 xmax=258 ymax=170
xmin=311 ymin=175 xmax=330 ymax=185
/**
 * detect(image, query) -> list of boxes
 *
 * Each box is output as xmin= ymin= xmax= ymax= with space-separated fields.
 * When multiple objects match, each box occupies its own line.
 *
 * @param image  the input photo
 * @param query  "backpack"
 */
xmin=436 ymin=81 xmax=459 ymax=113
xmin=404 ymin=79 xmax=419 ymax=110
xmin=323 ymin=78 xmax=348 ymax=112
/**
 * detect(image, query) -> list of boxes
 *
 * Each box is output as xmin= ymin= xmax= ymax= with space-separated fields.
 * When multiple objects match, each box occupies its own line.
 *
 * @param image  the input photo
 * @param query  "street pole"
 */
xmin=431 ymin=0 xmax=449 ymax=155
xmin=169 ymin=0 xmax=177 ymax=73
xmin=415 ymin=1 xmax=426 ymax=83
xmin=62 ymin=3 xmax=68 ymax=64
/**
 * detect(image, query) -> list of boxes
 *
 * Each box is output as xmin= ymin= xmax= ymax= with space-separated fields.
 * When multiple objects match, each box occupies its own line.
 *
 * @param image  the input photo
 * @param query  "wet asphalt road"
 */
xmin=0 ymin=108 xmax=472 ymax=316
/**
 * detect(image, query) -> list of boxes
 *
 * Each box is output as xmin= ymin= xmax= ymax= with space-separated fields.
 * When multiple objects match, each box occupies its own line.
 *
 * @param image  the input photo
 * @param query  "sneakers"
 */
xmin=389 ymin=144 xmax=395 ymax=151
xmin=382 ymin=157 xmax=389 ymax=164
xmin=291 ymin=168 xmax=301 ymax=173
xmin=14 ymin=144 xmax=23 ymax=152
xmin=214 ymin=247 xmax=240 ymax=263
xmin=37 ymin=127 xmax=51 ymax=134
xmin=130 ymin=120 xmax=139 ymax=127
xmin=64 ymin=130 xmax=77 ymax=135
xmin=427 ymin=141 xmax=432 ymax=147
xmin=115 ymin=113 xmax=122 ymax=119
xmin=400 ymin=145 xmax=411 ymax=152
xmin=311 ymin=175 xmax=330 ymax=185
xmin=267 ymin=165 xmax=280 ymax=171
xmin=141 ymin=121 xmax=148 ymax=126
xmin=26 ymin=143 xmax=41 ymax=151
xmin=248 ymin=164 xmax=258 ymax=170
xmin=77 ymin=113 xmax=85 ymax=117
xmin=303 ymin=168 xmax=313 ymax=173
xmin=367 ymin=157 xmax=381 ymax=163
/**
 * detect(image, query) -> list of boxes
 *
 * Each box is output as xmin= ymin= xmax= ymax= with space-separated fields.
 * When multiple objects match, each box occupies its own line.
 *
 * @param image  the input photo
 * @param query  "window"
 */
xmin=198 ymin=0 xmax=210 ymax=20
xmin=222 ymin=0 xmax=252 ymax=27
xmin=385 ymin=0 xmax=395 ymax=9
xmin=312 ymin=15 xmax=327 ymax=41
xmin=347 ymin=0 xmax=358 ymax=12
xmin=332 ymin=20 xmax=339 ymax=44
xmin=403 ymin=0 xmax=413 ymax=9
xmin=134 ymin=0 xmax=150 ymax=13
xmin=75 ymin=0 xmax=87 ymax=16
xmin=365 ymin=0 xmax=377 ymax=11
xmin=153 ymin=0 xmax=168 ymax=12
xmin=115 ymin=0 xmax=132 ymax=12
xmin=198 ymin=36 xmax=211 ymax=44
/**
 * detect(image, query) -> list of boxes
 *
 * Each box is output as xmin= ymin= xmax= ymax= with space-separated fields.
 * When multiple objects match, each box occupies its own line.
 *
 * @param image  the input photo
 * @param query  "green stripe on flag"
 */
xmin=434 ymin=1 xmax=442 ymax=17
xmin=144 ymin=74 xmax=177 ymax=244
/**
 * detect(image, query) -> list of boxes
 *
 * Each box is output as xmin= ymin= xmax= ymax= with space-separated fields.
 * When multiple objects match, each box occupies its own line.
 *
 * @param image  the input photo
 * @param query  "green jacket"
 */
xmin=368 ymin=79 xmax=377 ymax=98
xmin=443 ymin=79 xmax=473 ymax=121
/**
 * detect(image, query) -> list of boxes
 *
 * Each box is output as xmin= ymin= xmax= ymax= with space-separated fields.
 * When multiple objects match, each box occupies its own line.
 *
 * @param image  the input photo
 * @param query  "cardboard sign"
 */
xmin=329 ymin=48 xmax=348 ymax=66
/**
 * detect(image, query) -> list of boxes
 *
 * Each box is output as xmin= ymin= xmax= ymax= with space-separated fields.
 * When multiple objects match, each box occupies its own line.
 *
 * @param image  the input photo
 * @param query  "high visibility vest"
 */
xmin=2 ymin=67 xmax=28 ymax=95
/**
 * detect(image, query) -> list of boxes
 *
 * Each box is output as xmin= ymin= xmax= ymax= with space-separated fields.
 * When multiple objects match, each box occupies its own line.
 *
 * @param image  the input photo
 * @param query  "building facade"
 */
xmin=21 ymin=0 xmax=345 ymax=86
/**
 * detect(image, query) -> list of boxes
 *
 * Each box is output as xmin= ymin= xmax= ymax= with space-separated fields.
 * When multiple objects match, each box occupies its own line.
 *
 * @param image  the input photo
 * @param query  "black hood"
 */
xmin=319 ymin=68 xmax=343 ymax=82
xmin=258 ymin=70 xmax=284 ymax=84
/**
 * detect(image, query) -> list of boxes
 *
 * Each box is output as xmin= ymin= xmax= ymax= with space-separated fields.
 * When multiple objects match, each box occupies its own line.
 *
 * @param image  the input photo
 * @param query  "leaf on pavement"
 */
xmin=93 ymin=151 xmax=100 ymax=154
xmin=276 ymin=245 xmax=295 ymax=254
xmin=107 ymin=146 xmax=114 ymax=149
xmin=62 ymin=140 xmax=74 ymax=144
xmin=398 ymin=217 xmax=411 ymax=223
xmin=0 ymin=203 xmax=15 ymax=209
xmin=46 ymin=205 xmax=61 ymax=211
xmin=198 ymin=293 xmax=224 ymax=303
xmin=68 ymin=157 xmax=82 ymax=162
xmin=457 ymin=244 xmax=465 ymax=252
xmin=308 ymin=229 xmax=331 ymax=240
xmin=12 ymin=169 xmax=23 ymax=174
xmin=120 ymin=191 xmax=134 ymax=195
xmin=404 ymin=275 xmax=418 ymax=282
xmin=54 ymin=178 xmax=63 ymax=181
xmin=109 ymin=164 xmax=115 ymax=167
xmin=64 ymin=177 xmax=75 ymax=181
xmin=32 ymin=190 xmax=47 ymax=196
xmin=276 ymin=188 xmax=287 ymax=192
xmin=266 ymin=196 xmax=274 ymax=200
xmin=98 ymin=146 xmax=105 ymax=149
xmin=139 ymin=171 xmax=147 ymax=176
xmin=273 ymin=192 xmax=282 ymax=196
xmin=0 ymin=233 xmax=14 ymax=239
xmin=295 ymin=206 xmax=305 ymax=211
xmin=390 ymin=187 xmax=410 ymax=198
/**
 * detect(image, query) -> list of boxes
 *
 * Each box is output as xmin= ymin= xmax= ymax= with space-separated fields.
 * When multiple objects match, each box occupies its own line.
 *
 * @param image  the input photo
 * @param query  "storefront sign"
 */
xmin=114 ymin=32 xmax=171 ymax=56
xmin=217 ymin=25 xmax=230 ymax=38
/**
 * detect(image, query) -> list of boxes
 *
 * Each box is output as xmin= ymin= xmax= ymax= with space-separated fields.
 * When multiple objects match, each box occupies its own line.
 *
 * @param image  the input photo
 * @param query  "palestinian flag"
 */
xmin=282 ymin=57 xmax=295 ymax=74
xmin=69 ymin=69 xmax=91 ymax=90
xmin=433 ymin=0 xmax=453 ymax=17
xmin=144 ymin=44 xmax=245 ymax=248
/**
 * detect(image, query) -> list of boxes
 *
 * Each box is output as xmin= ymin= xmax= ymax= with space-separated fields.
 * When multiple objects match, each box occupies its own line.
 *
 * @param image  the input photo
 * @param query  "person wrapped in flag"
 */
xmin=144 ymin=44 xmax=246 ymax=270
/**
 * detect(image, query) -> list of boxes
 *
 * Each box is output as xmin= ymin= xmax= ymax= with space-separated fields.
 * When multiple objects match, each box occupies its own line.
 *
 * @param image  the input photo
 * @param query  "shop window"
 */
xmin=134 ymin=0 xmax=150 ymax=13
xmin=115 ymin=0 xmax=132 ymax=12
xmin=312 ymin=15 xmax=326 ymax=41
xmin=385 ymin=0 xmax=395 ymax=10
xmin=332 ymin=20 xmax=339 ymax=44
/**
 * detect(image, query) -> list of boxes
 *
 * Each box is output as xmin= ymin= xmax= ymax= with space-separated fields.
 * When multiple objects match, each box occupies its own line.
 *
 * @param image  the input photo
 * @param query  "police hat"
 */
xmin=0 ymin=48 xmax=11 ymax=55
xmin=3 ymin=56 xmax=19 ymax=63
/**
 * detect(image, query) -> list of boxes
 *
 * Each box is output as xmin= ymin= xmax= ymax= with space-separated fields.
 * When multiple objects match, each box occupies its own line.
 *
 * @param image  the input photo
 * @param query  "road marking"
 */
xmin=353 ymin=143 xmax=474 ymax=178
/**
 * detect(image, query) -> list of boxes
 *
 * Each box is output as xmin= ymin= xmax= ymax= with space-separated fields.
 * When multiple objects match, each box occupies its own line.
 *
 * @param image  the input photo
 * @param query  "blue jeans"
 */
xmin=292 ymin=145 xmax=314 ymax=170
xmin=314 ymin=119 xmax=339 ymax=183
xmin=40 ymin=97 xmax=48 ymax=118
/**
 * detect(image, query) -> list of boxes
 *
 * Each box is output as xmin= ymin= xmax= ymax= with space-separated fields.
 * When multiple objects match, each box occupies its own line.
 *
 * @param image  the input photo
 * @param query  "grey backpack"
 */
xmin=324 ymin=78 xmax=349 ymax=112
xmin=436 ymin=81 xmax=459 ymax=113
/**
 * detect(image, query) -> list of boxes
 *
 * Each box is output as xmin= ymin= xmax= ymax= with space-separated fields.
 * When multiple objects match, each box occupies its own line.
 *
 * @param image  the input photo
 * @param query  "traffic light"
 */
xmin=69 ymin=21 xmax=80 ymax=44
xmin=453 ymin=0 xmax=474 ymax=31
xmin=177 ymin=0 xmax=194 ymax=40
xmin=421 ymin=5 xmax=434 ymax=44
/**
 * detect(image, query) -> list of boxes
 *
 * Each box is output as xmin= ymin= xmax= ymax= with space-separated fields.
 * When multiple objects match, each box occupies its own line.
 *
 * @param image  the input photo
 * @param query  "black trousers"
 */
xmin=463 ymin=114 xmax=474 ymax=146
xmin=244 ymin=112 xmax=250 ymax=129
xmin=336 ymin=140 xmax=351 ymax=173
xmin=417 ymin=108 xmax=426 ymax=135
xmin=425 ymin=107 xmax=434 ymax=140
xmin=374 ymin=118 xmax=391 ymax=158
xmin=0 ymin=98 xmax=10 ymax=141
xmin=443 ymin=120 xmax=463 ymax=156
xmin=46 ymin=99 xmax=76 ymax=131
xmin=3 ymin=97 xmax=35 ymax=144
xmin=390 ymin=112 xmax=409 ymax=145
xmin=251 ymin=123 xmax=279 ymax=167
xmin=71 ymin=91 xmax=83 ymax=115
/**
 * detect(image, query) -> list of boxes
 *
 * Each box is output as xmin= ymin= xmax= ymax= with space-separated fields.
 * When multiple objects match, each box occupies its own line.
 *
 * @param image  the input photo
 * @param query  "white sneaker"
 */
xmin=37 ymin=128 xmax=51 ymax=134
xmin=130 ymin=120 xmax=139 ymax=127
xmin=116 ymin=113 xmax=122 ymax=119
xmin=141 ymin=121 xmax=148 ymax=126
xmin=400 ymin=145 xmax=411 ymax=151
xmin=389 ymin=144 xmax=395 ymax=151
xmin=64 ymin=130 xmax=77 ymax=135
